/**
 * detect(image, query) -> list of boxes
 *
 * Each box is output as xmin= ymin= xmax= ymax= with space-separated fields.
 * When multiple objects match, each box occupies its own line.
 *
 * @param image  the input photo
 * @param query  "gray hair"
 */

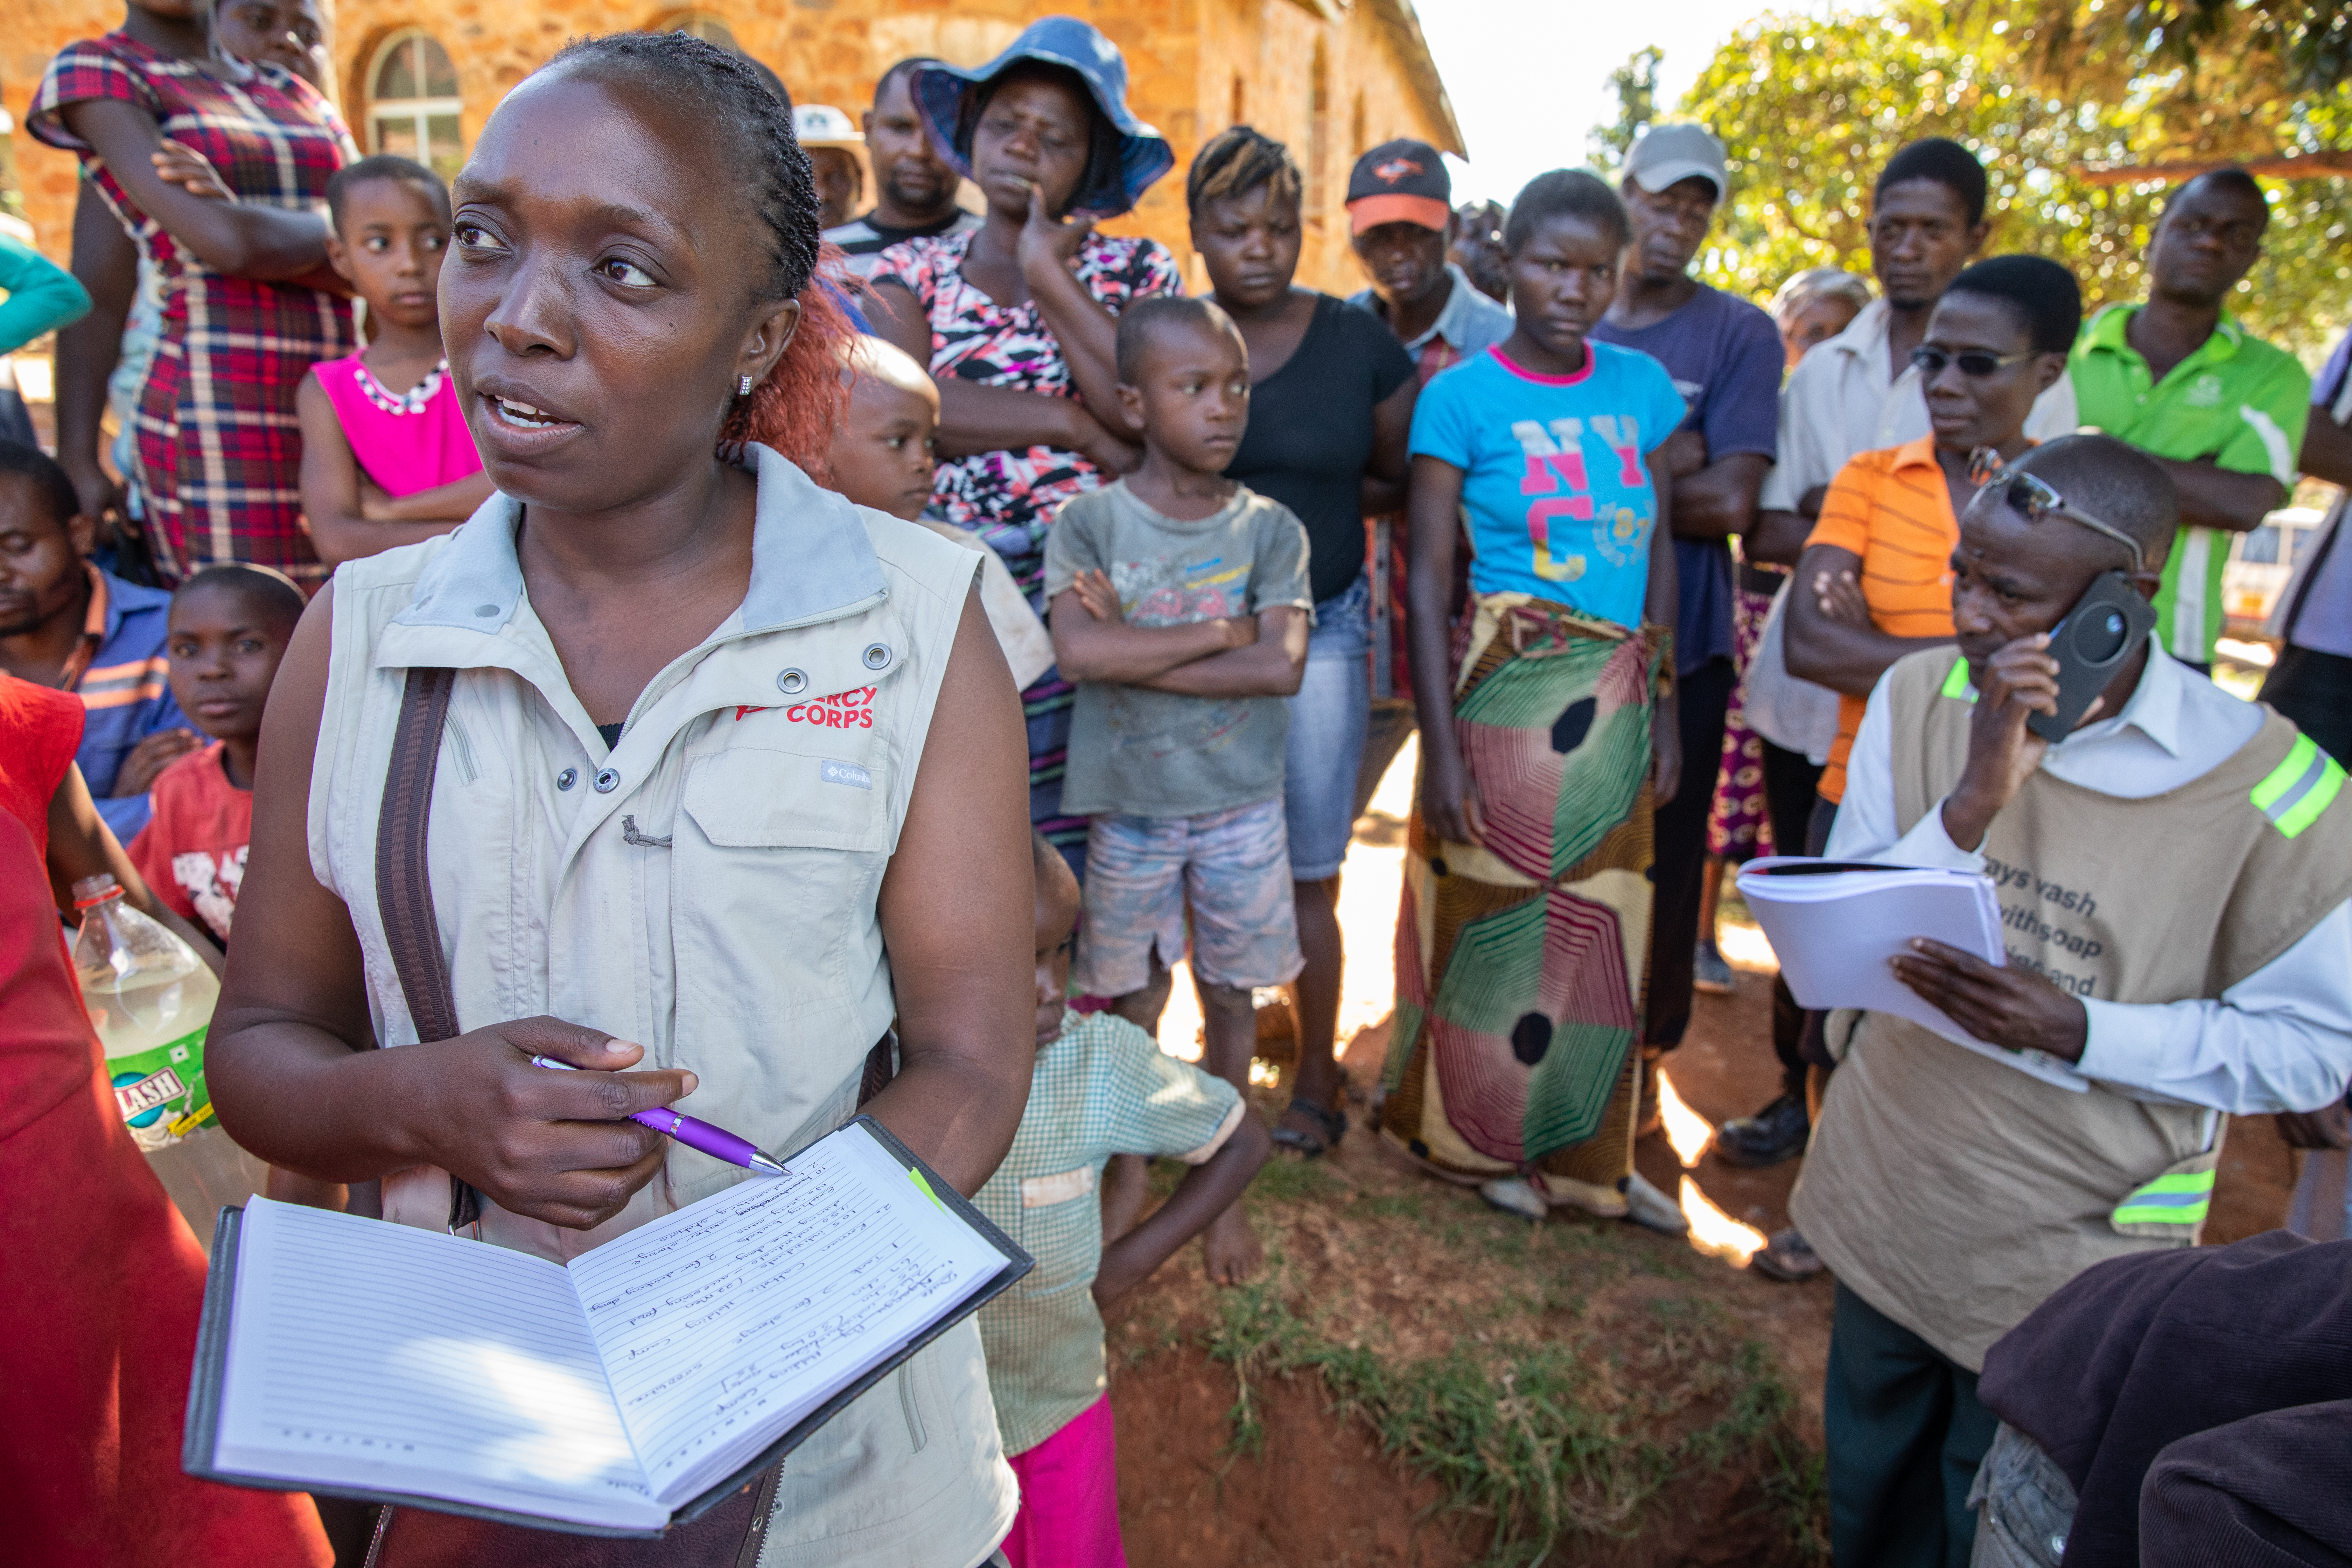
xmin=1770 ymin=267 xmax=1874 ymax=323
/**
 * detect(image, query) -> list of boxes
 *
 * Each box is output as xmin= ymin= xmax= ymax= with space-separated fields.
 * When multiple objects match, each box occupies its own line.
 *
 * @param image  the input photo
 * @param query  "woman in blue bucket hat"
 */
xmin=870 ymin=16 xmax=1182 ymax=881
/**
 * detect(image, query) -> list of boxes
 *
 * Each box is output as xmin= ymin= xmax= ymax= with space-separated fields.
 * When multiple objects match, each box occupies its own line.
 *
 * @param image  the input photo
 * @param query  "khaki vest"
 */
xmin=1792 ymin=646 xmax=2352 ymax=1370
xmin=309 ymin=446 xmax=1016 ymax=1566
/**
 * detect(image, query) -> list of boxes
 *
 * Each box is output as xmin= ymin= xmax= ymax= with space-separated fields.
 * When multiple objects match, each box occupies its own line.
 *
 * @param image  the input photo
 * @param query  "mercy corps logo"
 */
xmin=1372 ymin=157 xmax=1424 ymax=184
xmin=734 ymin=687 xmax=878 ymax=729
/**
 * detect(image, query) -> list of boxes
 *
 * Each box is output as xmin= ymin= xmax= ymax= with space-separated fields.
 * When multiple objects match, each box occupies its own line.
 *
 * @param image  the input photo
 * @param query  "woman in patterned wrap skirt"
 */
xmin=34 ymin=26 xmax=352 ymax=587
xmin=1381 ymin=170 xmax=1689 ymax=1231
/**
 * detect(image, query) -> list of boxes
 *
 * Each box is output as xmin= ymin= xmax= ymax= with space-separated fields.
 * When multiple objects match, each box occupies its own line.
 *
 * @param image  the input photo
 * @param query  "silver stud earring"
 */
xmin=738 ymin=374 xmax=754 ymax=397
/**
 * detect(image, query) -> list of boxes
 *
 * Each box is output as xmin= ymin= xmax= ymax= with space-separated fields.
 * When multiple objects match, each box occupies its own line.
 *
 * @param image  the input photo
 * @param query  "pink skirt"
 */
xmin=1001 ymin=1395 xmax=1126 ymax=1568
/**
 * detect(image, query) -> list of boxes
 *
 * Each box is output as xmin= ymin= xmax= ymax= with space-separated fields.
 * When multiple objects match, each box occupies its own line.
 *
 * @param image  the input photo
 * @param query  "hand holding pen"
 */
xmin=527 ymin=1054 xmax=787 ymax=1176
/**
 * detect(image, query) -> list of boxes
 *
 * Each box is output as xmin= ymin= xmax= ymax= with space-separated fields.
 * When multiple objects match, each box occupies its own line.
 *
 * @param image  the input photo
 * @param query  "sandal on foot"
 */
xmin=1270 ymin=1097 xmax=1347 ymax=1158
xmin=1480 ymin=1177 xmax=1549 ymax=1220
xmin=1749 ymin=1226 xmax=1826 ymax=1282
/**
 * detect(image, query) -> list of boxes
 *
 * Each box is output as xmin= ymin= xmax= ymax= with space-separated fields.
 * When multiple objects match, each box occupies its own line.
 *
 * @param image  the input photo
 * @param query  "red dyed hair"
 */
xmin=721 ymin=252 xmax=865 ymax=484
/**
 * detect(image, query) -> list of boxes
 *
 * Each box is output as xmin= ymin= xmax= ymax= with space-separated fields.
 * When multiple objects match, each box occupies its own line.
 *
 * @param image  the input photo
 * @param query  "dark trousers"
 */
xmin=1761 ymin=740 xmax=1824 ymax=1099
xmin=2263 ymin=644 xmax=2352 ymax=769
xmin=1826 ymin=1282 xmax=1998 ymax=1568
xmin=1645 ymin=657 xmax=1736 ymax=1049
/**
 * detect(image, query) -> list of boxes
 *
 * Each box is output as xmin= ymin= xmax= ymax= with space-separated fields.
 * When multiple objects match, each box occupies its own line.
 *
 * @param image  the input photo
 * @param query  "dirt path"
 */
xmin=1099 ymin=742 xmax=2301 ymax=1562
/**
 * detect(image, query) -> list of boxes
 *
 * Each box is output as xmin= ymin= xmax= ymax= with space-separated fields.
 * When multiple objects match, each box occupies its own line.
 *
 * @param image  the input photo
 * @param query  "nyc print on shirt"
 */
xmin=1410 ymin=343 xmax=1690 ymax=631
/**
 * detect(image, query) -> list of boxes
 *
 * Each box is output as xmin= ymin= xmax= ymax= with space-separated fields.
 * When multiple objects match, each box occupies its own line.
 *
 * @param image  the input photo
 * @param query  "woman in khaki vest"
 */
xmin=207 ymin=35 xmax=1034 ymax=1566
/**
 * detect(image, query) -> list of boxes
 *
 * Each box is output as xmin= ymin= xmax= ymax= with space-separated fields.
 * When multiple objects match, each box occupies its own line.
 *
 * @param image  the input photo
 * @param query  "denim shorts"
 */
xmin=1283 ymin=572 xmax=1373 ymax=881
xmin=1073 ymin=796 xmax=1304 ymax=997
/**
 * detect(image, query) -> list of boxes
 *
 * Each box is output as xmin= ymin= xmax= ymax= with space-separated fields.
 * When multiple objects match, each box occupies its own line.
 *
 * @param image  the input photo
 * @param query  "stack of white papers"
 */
xmin=1734 ymin=857 xmax=2085 ymax=1091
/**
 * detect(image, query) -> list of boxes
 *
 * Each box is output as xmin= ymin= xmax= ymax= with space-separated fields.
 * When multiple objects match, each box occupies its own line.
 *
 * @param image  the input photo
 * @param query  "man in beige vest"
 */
xmin=1786 ymin=434 xmax=2352 ymax=1568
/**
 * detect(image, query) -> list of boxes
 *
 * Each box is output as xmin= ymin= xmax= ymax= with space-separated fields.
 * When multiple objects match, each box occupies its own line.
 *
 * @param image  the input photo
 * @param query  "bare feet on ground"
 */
xmin=1203 ymin=1200 xmax=1262 ymax=1285
xmin=1101 ymin=1152 xmax=1150 ymax=1243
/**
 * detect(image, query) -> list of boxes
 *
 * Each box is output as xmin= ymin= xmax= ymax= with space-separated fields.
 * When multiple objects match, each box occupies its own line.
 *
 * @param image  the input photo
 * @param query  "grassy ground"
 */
xmin=1109 ymin=1139 xmax=1829 ymax=1566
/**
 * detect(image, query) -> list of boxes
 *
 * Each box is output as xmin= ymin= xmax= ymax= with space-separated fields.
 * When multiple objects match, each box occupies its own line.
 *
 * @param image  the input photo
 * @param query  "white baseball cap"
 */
xmin=793 ymin=104 xmax=864 ymax=149
xmin=1623 ymin=122 xmax=1727 ymax=197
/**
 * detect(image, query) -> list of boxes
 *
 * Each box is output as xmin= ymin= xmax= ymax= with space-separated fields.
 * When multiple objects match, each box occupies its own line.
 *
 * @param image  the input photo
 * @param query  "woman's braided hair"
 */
xmin=538 ymin=31 xmax=853 ymax=475
xmin=1185 ymin=125 xmax=1300 ymax=217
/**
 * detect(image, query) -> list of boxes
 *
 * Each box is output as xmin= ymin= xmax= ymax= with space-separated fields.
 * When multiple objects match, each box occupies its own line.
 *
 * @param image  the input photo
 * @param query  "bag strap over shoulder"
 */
xmin=373 ymin=666 xmax=480 ymax=1231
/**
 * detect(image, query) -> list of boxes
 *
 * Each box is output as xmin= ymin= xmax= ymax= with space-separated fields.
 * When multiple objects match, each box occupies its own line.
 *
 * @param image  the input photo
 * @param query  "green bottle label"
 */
xmin=108 ymin=1025 xmax=213 ymax=1147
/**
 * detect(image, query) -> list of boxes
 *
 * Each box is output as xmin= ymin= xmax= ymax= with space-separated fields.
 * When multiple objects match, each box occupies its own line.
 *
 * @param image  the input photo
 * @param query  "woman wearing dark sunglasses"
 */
xmin=1785 ymin=255 xmax=2081 ymax=848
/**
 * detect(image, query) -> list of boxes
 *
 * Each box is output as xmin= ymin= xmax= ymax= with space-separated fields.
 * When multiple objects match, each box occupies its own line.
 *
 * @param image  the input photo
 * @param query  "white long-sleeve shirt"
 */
xmin=1827 ymin=639 xmax=2352 ymax=1114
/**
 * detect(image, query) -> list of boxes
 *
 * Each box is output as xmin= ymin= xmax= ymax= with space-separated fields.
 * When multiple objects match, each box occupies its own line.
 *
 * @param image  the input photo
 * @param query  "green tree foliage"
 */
xmin=1590 ymin=47 xmax=1664 ymax=171
xmin=2016 ymin=0 xmax=2352 ymax=103
xmin=1678 ymin=5 xmax=2352 ymax=356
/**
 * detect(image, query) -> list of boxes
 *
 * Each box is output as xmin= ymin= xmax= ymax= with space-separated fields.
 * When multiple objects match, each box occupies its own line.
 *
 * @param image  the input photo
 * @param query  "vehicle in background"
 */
xmin=2224 ymin=507 xmax=2326 ymax=639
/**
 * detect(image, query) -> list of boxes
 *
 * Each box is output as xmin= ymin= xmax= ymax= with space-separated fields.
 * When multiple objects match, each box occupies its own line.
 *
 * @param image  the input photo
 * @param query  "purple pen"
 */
xmin=529 ymin=1054 xmax=788 ymax=1176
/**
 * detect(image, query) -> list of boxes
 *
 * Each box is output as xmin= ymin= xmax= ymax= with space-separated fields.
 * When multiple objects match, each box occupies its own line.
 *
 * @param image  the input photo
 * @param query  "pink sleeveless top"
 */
xmin=313 ymin=354 xmax=482 ymax=496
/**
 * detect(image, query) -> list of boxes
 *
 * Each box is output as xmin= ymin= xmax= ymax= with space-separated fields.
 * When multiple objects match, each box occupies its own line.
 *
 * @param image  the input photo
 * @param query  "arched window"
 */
xmin=1306 ymin=41 xmax=1329 ymax=224
xmin=652 ymin=12 xmax=738 ymax=51
xmin=367 ymin=31 xmax=461 ymax=181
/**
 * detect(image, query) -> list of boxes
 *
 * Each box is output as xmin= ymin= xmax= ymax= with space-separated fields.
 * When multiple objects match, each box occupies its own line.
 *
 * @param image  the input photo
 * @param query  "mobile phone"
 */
xmin=2028 ymin=570 xmax=2156 ymax=740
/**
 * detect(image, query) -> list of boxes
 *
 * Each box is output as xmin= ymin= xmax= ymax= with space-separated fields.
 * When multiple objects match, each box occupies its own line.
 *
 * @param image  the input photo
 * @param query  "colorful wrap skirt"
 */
xmin=1381 ymin=594 xmax=1660 ymax=1197
xmin=1706 ymin=579 xmax=1779 ymax=861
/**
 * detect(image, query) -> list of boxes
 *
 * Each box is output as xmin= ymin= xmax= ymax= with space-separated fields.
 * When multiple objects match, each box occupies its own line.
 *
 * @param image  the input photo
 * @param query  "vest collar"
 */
xmin=392 ymin=443 xmax=887 ymax=641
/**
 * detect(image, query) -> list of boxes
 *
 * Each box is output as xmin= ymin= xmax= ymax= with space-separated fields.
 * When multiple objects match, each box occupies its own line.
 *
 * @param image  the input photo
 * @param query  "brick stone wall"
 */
xmin=6 ymin=0 xmax=1458 ymax=298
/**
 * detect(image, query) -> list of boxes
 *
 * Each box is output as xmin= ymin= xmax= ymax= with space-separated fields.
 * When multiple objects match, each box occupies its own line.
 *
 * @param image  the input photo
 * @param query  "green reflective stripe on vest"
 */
xmin=2251 ymin=734 xmax=2346 ymax=838
xmin=2110 ymin=1167 xmax=2217 ymax=1228
xmin=1941 ymin=661 xmax=1977 ymax=702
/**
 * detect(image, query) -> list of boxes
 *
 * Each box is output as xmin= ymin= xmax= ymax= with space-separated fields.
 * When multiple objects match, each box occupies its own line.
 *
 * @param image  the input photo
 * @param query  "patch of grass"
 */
xmin=1184 ymin=1213 xmax=1821 ymax=1566
xmin=1245 ymin=1154 xmax=1346 ymax=1205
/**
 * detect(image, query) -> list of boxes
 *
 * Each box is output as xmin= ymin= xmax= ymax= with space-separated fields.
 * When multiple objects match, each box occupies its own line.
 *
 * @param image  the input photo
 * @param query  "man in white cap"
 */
xmin=1590 ymin=121 xmax=1786 ymax=1125
xmin=794 ymin=103 xmax=867 ymax=231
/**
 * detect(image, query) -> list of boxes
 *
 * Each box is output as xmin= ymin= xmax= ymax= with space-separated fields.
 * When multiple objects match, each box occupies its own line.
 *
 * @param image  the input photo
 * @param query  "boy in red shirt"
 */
xmin=128 ymin=564 xmax=304 ymax=944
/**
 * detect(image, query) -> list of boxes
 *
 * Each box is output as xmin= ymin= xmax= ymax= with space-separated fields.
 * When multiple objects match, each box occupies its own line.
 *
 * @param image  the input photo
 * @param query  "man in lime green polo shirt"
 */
xmin=2071 ymin=168 xmax=2311 ymax=668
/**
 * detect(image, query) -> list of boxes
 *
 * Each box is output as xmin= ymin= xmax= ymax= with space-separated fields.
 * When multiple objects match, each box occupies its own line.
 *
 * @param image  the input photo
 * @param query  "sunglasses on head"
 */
xmin=1965 ymin=448 xmax=2145 ymax=574
xmin=1911 ymin=345 xmax=2039 ymax=379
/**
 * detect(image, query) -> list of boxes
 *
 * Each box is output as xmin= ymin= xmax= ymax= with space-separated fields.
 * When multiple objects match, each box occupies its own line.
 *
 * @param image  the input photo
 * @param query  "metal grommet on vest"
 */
xmin=556 ymin=767 xmax=578 ymax=791
xmin=777 ymin=667 xmax=808 ymax=695
xmin=863 ymin=643 xmax=892 ymax=671
xmin=593 ymin=768 xmax=620 ymax=793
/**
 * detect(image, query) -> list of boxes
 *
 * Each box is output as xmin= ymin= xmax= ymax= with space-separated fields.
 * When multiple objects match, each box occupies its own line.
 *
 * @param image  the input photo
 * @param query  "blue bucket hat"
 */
xmin=908 ymin=16 xmax=1173 ymax=219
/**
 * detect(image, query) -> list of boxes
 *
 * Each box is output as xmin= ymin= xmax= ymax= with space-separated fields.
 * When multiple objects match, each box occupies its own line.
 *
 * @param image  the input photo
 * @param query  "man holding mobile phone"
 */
xmin=1787 ymin=433 xmax=2352 ymax=1568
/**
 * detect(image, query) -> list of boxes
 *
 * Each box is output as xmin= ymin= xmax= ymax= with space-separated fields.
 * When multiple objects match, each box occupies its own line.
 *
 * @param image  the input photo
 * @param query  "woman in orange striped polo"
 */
xmin=1787 ymin=255 xmax=2083 ymax=845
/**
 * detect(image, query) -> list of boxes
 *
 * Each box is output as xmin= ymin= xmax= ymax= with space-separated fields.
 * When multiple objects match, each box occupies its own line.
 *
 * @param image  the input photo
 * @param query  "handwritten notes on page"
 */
xmin=199 ymin=1122 xmax=1011 ymax=1530
xmin=214 ymin=1198 xmax=666 ymax=1530
xmin=568 ymin=1120 xmax=1004 ymax=1506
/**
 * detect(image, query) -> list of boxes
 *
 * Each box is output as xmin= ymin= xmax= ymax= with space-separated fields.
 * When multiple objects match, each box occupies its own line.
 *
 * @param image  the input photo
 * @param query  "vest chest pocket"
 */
xmin=673 ymin=741 xmax=894 ymax=1016
xmin=680 ymin=740 xmax=891 ymax=854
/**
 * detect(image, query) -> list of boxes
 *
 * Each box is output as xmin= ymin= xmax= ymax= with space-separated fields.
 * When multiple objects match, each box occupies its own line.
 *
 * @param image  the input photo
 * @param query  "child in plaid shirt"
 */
xmin=973 ymin=833 xmax=1270 ymax=1568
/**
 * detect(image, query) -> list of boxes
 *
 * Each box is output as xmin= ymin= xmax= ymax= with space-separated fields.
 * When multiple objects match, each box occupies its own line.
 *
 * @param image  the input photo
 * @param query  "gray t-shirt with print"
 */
xmin=1044 ymin=480 xmax=1314 ymax=820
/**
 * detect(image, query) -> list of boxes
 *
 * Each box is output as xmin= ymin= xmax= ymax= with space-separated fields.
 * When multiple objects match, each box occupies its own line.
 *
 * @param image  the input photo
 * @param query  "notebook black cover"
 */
xmin=182 ymin=1116 xmax=1032 ymax=1537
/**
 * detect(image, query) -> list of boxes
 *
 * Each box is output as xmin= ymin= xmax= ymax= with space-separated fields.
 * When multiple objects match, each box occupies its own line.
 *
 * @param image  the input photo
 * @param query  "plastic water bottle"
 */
xmin=71 ymin=873 xmax=266 ymax=1248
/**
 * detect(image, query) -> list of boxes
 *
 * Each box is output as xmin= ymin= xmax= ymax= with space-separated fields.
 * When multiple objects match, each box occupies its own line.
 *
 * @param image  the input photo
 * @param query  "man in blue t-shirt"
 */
xmin=1589 ymin=123 xmax=1784 ymax=1074
xmin=0 ymin=441 xmax=193 ymax=840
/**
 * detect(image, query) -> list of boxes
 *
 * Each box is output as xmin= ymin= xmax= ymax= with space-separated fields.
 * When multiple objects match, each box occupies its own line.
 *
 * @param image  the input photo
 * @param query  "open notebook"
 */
xmin=1734 ymin=856 xmax=2086 ymax=1092
xmin=183 ymin=1117 xmax=1029 ymax=1535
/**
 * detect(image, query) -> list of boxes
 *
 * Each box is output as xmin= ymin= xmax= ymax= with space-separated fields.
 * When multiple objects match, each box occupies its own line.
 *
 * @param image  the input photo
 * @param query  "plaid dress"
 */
xmin=33 ymin=36 xmax=355 ymax=586
xmin=970 ymin=1009 xmax=1240 ymax=1455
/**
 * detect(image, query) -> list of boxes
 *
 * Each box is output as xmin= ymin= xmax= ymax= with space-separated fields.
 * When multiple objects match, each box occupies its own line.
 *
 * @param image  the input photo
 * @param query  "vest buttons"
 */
xmin=556 ymin=767 xmax=578 ymax=791
xmin=777 ymin=667 xmax=808 ymax=694
xmin=862 ymin=643 xmax=892 ymax=671
xmin=593 ymin=768 xmax=620 ymax=793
